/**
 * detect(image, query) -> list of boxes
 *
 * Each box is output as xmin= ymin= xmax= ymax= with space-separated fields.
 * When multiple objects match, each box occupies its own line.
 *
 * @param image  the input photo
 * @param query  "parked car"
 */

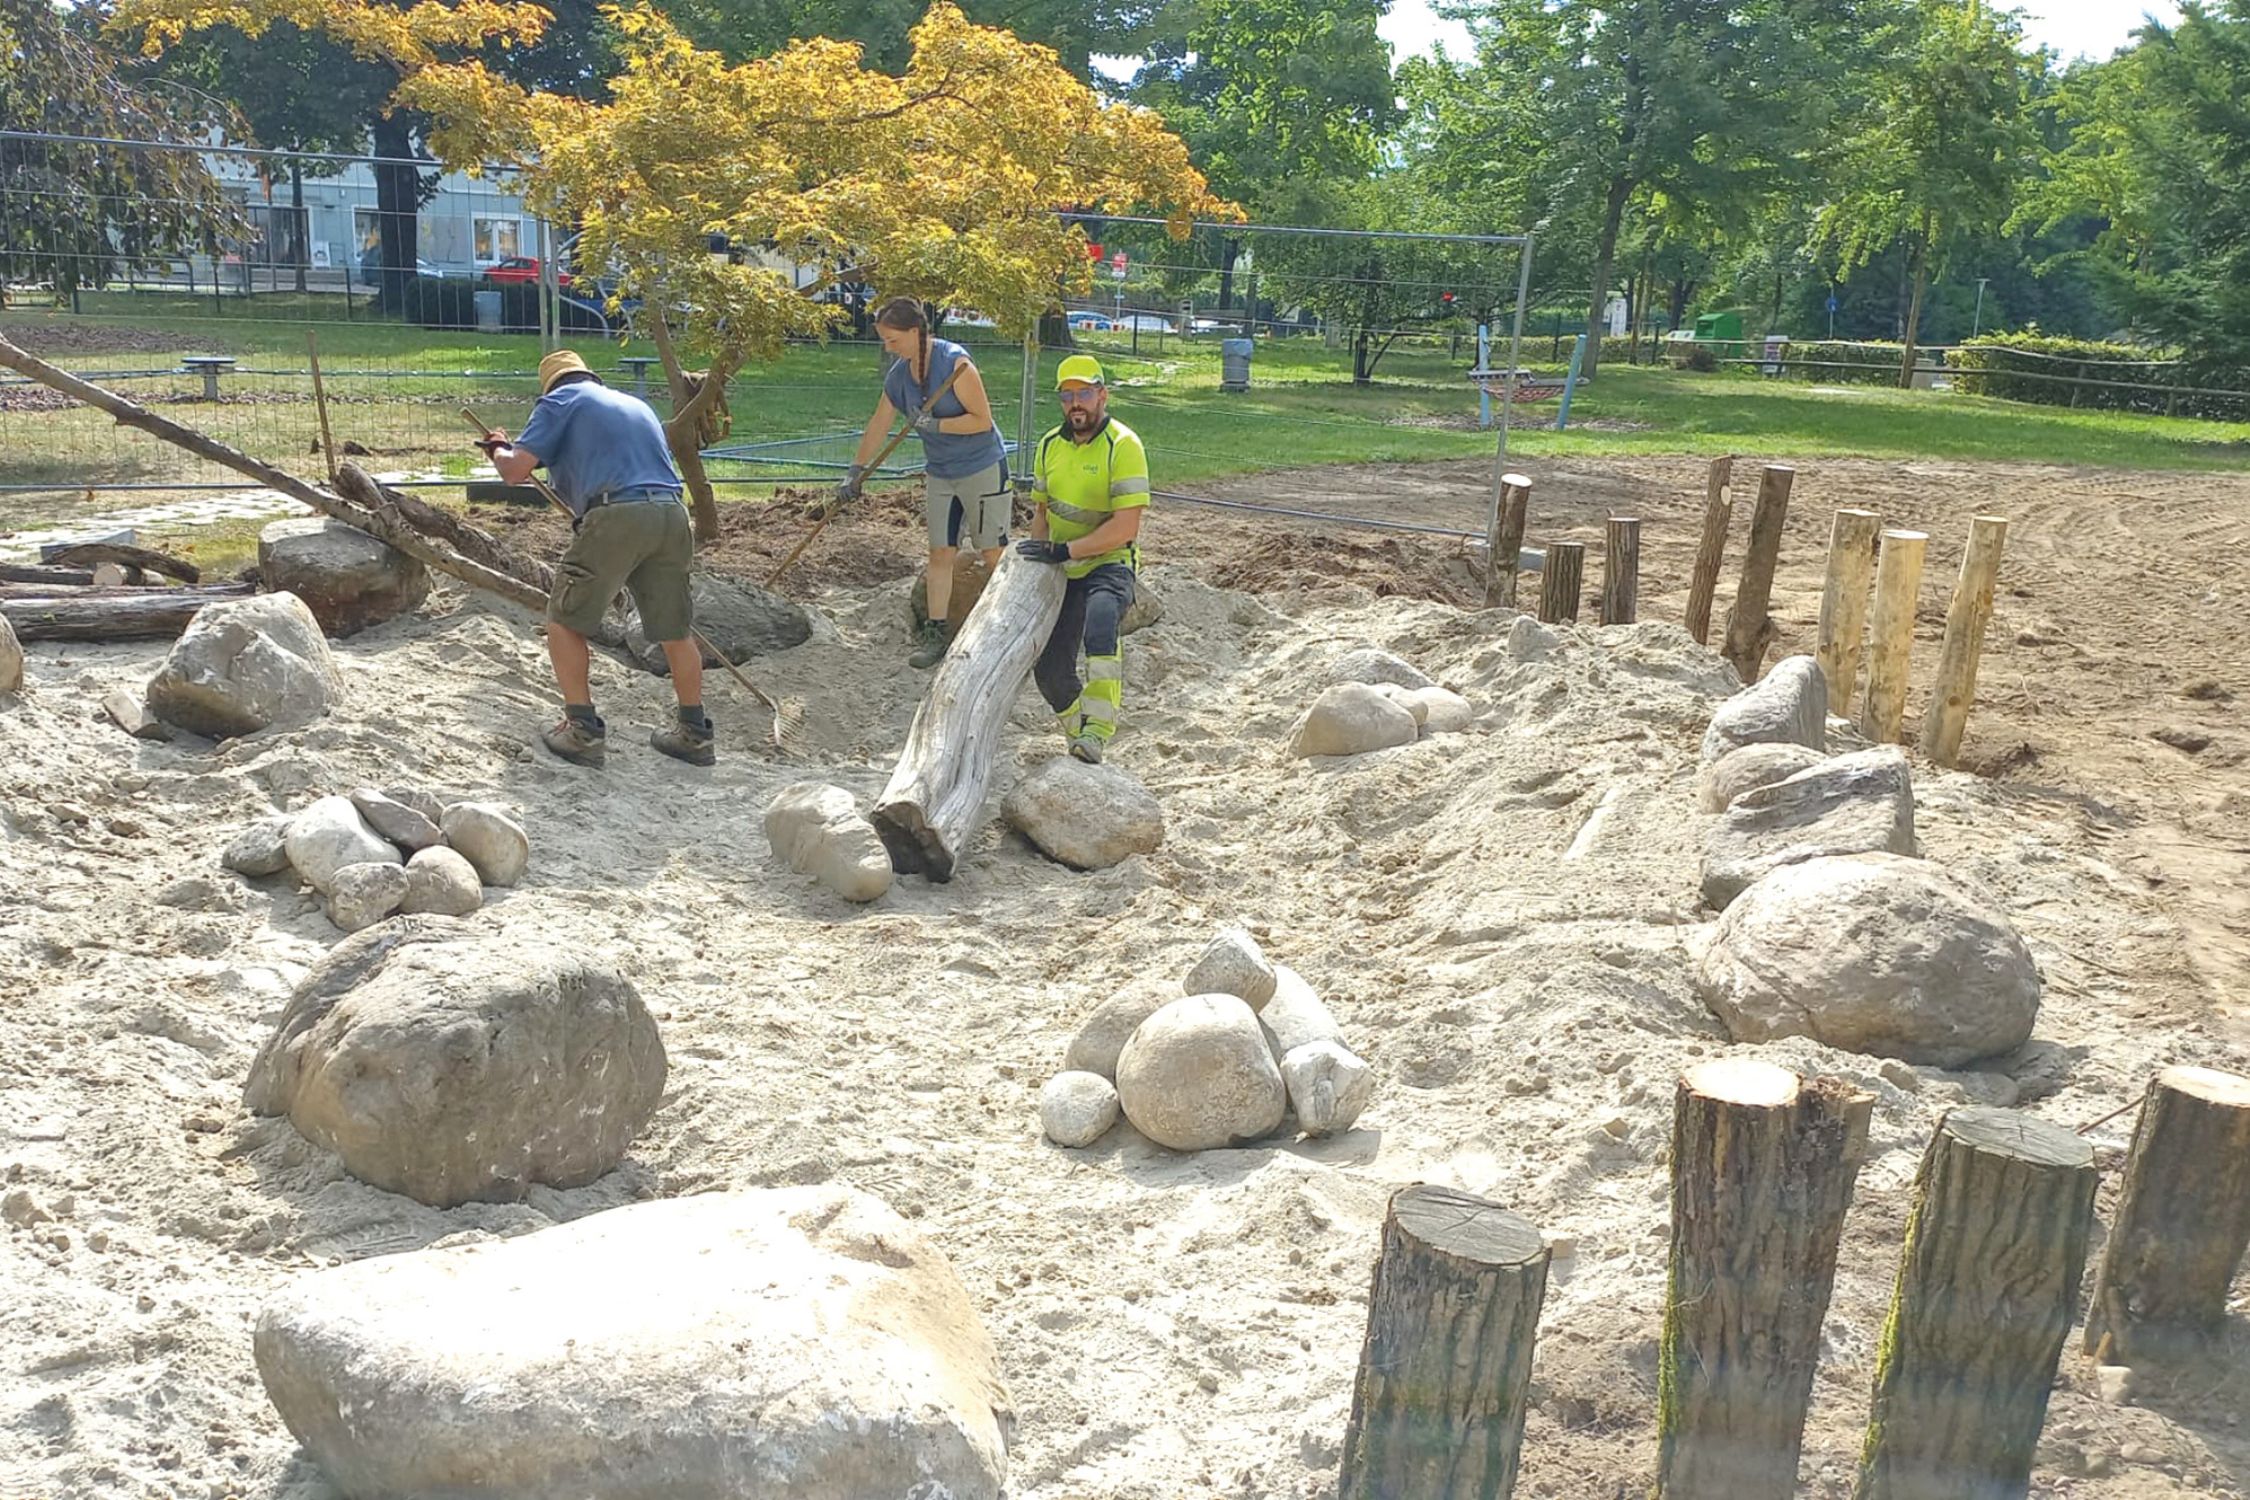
xmin=484 ymin=256 xmax=571 ymax=287
xmin=1067 ymin=311 xmax=1115 ymax=331
xmin=1189 ymin=318 xmax=1235 ymax=333
xmin=1115 ymin=313 xmax=1175 ymax=334
xmin=358 ymin=250 xmax=448 ymax=280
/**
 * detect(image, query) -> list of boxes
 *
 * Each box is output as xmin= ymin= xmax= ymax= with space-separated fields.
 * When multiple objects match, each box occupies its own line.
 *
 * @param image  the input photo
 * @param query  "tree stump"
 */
xmin=1486 ymin=473 xmax=1532 ymax=608
xmin=1337 ymin=1184 xmax=1549 ymax=1500
xmin=1655 ymin=1059 xmax=1873 ymax=1500
xmin=1536 ymin=541 xmax=1583 ymax=624
xmin=2083 ymin=1066 xmax=2250 ymax=1363
xmin=870 ymin=550 xmax=1065 ymax=881
xmin=1814 ymin=508 xmax=1881 ymax=715
xmin=1720 ymin=465 xmax=1793 ymax=683
xmin=1685 ymin=456 xmax=1733 ymax=645
xmin=1602 ymin=516 xmax=1640 ymax=625
xmin=1854 ymin=1108 xmax=2097 ymax=1500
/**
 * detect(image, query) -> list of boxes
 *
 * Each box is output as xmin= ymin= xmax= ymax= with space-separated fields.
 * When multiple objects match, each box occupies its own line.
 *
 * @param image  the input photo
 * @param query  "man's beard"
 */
xmin=1068 ymin=404 xmax=1099 ymax=429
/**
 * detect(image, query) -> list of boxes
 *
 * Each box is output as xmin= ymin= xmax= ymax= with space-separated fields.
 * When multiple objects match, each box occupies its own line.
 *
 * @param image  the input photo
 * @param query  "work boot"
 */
xmin=1069 ymin=733 xmax=1105 ymax=766
xmin=908 ymin=618 xmax=954 ymax=670
xmin=650 ymin=713 xmax=717 ymax=767
xmin=541 ymin=713 xmax=607 ymax=768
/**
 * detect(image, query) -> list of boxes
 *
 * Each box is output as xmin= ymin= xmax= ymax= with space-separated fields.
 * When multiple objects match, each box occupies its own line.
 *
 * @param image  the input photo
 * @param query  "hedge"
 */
xmin=1950 ymin=333 xmax=2247 ymax=420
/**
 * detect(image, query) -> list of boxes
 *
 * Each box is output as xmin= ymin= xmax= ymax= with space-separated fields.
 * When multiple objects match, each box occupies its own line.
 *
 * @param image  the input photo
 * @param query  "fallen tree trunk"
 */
xmin=46 ymin=541 xmax=200 ymax=584
xmin=0 ymin=582 xmax=250 ymax=601
xmin=870 ymin=551 xmax=1065 ymax=881
xmin=0 ymin=563 xmax=97 ymax=587
xmin=2 ymin=584 xmax=256 ymax=641
xmin=0 ymin=336 xmax=550 ymax=615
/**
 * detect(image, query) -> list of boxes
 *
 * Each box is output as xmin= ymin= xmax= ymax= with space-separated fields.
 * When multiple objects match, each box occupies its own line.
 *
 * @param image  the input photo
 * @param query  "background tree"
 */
xmin=118 ymin=0 xmax=1229 ymax=541
xmin=0 ymin=0 xmax=243 ymax=299
xmin=1811 ymin=0 xmax=2041 ymax=385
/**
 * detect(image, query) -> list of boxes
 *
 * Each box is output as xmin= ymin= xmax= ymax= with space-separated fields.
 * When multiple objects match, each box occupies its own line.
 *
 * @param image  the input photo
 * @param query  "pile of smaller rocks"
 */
xmin=1040 ymin=926 xmax=1375 ymax=1151
xmin=222 ymin=788 xmax=528 ymax=933
xmin=1291 ymin=647 xmax=1474 ymax=759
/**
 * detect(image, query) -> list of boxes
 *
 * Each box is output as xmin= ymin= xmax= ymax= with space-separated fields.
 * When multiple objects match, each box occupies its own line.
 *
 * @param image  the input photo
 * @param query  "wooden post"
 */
xmin=1602 ymin=516 xmax=1640 ymax=625
xmin=2083 ymin=1066 xmax=2250 ymax=1363
xmin=1853 ymin=1109 xmax=2097 ymax=1500
xmin=1685 ymin=456 xmax=1734 ymax=645
xmin=1655 ymin=1059 xmax=1873 ymax=1500
xmin=308 ymin=330 xmax=340 ymax=486
xmin=1719 ymin=464 xmax=1793 ymax=682
xmin=1338 ymin=1185 xmax=1548 ymax=1500
xmin=1858 ymin=530 xmax=1928 ymax=745
xmin=1536 ymin=540 xmax=1583 ymax=624
xmin=870 ymin=550 xmax=1066 ymax=882
xmin=1917 ymin=516 xmax=2008 ymax=767
xmin=1814 ymin=508 xmax=1880 ymax=715
xmin=1485 ymin=473 xmax=1531 ymax=608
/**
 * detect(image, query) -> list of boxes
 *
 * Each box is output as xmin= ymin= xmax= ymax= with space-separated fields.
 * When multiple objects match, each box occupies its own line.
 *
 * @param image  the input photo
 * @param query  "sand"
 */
xmin=4 ymin=472 xmax=2248 ymax=1499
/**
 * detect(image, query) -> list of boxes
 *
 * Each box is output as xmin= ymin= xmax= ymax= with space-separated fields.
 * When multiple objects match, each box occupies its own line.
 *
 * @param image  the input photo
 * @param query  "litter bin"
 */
xmin=1220 ymin=337 xmax=1254 ymax=392
xmin=474 ymin=290 xmax=503 ymax=333
xmin=1760 ymin=333 xmax=1790 ymax=375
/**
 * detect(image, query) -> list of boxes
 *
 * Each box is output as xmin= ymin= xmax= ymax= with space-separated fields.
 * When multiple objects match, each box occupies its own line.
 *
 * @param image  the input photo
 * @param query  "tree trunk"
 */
xmin=1582 ymin=175 xmax=1632 ymax=380
xmin=1337 ymin=1185 xmax=1549 ymax=1500
xmin=1854 ymin=1108 xmax=2097 ymax=1500
xmin=1720 ymin=464 xmax=1794 ymax=683
xmin=1352 ymin=327 xmax=1371 ymax=386
xmin=0 ymin=563 xmax=95 ymax=587
xmin=870 ymin=551 xmax=1065 ymax=881
xmin=291 ymin=161 xmax=309 ymax=296
xmin=45 ymin=542 xmax=199 ymax=584
xmin=2 ymin=585 xmax=255 ymax=641
xmin=1655 ymin=1059 xmax=1873 ymax=1500
xmin=649 ymin=309 xmax=729 ymax=545
xmin=1898 ymin=214 xmax=1931 ymax=390
xmin=1216 ymin=235 xmax=1240 ymax=311
xmin=370 ymin=115 xmax=420 ymax=312
xmin=2083 ymin=1066 xmax=2250 ymax=1364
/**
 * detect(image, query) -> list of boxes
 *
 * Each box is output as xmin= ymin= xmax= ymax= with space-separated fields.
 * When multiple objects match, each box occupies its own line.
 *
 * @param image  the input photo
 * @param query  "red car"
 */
xmin=484 ymin=256 xmax=570 ymax=287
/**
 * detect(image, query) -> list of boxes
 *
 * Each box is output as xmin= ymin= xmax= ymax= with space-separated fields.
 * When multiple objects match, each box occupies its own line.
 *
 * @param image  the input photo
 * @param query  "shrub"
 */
xmin=1951 ymin=333 xmax=2246 ymax=420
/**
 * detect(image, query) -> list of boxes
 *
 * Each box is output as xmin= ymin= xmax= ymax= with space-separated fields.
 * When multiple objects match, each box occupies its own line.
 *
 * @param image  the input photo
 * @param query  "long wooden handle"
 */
xmin=767 ymin=360 xmax=971 ymax=587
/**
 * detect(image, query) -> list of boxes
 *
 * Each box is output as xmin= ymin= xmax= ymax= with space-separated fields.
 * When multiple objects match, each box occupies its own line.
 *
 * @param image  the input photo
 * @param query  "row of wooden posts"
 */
xmin=1480 ymin=457 xmax=2007 ymax=768
xmin=1336 ymin=1061 xmax=2250 ymax=1500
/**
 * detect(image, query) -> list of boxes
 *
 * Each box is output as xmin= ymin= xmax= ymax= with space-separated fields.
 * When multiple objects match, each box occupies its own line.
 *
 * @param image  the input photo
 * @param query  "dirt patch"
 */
xmin=0 ymin=318 xmax=186 ymax=357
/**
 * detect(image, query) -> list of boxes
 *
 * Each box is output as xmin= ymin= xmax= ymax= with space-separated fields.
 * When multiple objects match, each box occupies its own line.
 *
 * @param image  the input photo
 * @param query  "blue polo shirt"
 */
xmin=514 ymin=379 xmax=683 ymax=518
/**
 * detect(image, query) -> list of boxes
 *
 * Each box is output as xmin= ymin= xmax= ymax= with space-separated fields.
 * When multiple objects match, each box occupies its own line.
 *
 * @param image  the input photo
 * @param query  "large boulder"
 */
xmin=440 ymin=802 xmax=529 ymax=888
xmin=1291 ymin=682 xmax=1420 ymax=759
xmin=1330 ymin=647 xmax=1434 ymax=691
xmin=1040 ymin=1071 xmax=1121 ymax=1148
xmin=1063 ymin=980 xmax=1175 ymax=1082
xmin=1701 ymin=746 xmax=1915 ymax=909
xmin=252 ymin=1186 xmax=1012 ymax=1500
xmin=1696 ymin=853 xmax=2041 ymax=1068
xmin=284 ymin=795 xmax=402 ymax=896
xmin=634 ymin=573 xmax=812 ymax=671
xmin=1700 ymin=654 xmax=1827 ymax=765
xmin=1120 ymin=584 xmax=1163 ymax=636
xmin=1699 ymin=742 xmax=1827 ymax=813
xmin=243 ymin=919 xmax=666 ymax=1207
xmin=145 ymin=592 xmax=345 ymax=739
xmin=764 ymin=782 xmax=893 ymax=903
xmin=0 ymin=611 xmax=21 ymax=695
xmin=1258 ymin=964 xmax=1347 ymax=1060
xmin=1402 ymin=686 xmax=1474 ymax=734
xmin=1115 ymin=994 xmax=1287 ymax=1152
xmin=1002 ymin=757 xmax=1164 ymax=871
xmin=1184 ymin=926 xmax=1277 ymax=1008
xmin=257 ymin=517 xmax=430 ymax=637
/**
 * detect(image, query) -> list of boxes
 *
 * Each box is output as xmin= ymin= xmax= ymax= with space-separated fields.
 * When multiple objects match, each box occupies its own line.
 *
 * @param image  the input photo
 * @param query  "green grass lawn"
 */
xmin=2 ymin=302 xmax=2243 ymax=504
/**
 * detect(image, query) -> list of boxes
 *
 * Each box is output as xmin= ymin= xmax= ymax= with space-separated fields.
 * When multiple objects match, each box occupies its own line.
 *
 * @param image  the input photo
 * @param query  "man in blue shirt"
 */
xmin=480 ymin=350 xmax=712 ymax=767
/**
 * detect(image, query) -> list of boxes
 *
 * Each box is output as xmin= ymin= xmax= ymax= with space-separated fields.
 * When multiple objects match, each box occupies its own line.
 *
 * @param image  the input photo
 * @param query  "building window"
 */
xmin=474 ymin=217 xmax=522 ymax=265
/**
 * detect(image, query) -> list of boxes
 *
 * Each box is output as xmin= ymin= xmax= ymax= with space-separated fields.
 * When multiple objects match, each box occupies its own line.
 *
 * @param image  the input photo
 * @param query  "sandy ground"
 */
xmin=4 ymin=454 xmax=2249 ymax=1500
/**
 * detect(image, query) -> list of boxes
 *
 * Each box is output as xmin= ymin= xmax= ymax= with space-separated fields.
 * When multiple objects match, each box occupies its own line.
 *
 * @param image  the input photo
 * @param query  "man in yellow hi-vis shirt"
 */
xmin=1014 ymin=355 xmax=1149 ymax=764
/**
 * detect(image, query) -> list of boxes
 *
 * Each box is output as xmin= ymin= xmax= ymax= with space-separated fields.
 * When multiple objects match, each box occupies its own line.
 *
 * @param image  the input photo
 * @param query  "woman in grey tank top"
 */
xmin=837 ymin=297 xmax=1011 ymax=669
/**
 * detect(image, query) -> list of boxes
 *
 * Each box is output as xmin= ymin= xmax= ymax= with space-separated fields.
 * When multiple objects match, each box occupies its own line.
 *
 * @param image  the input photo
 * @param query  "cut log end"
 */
xmin=2158 ymin=1064 xmax=2250 ymax=1106
xmin=1682 ymin=1057 xmax=1801 ymax=1109
xmin=1390 ymin=1184 xmax=1546 ymax=1269
xmin=1941 ymin=1106 xmax=2093 ymax=1170
xmin=868 ymin=803 xmax=951 ymax=883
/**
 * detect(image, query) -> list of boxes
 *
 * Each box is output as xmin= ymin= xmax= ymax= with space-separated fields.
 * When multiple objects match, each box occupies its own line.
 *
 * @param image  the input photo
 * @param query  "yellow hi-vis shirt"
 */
xmin=1031 ymin=416 xmax=1150 ymax=579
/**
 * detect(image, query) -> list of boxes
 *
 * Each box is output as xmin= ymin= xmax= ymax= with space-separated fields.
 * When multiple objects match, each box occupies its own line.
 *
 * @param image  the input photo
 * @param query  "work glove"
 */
xmin=807 ymin=464 xmax=866 ymax=520
xmin=912 ymin=410 xmax=943 ymax=438
xmin=474 ymin=430 xmax=506 ymax=455
xmin=1015 ymin=538 xmax=1071 ymax=565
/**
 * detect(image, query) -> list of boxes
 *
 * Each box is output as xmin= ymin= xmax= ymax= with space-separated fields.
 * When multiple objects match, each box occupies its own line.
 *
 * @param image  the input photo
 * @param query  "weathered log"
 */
xmin=46 ymin=541 xmax=199 ymax=584
xmin=333 ymin=463 xmax=554 ymax=597
xmin=870 ymin=550 xmax=1065 ymax=881
xmin=1859 ymin=530 xmax=1928 ymax=745
xmin=1918 ymin=515 xmax=2008 ymax=767
xmin=2 ymin=585 xmax=256 ymax=641
xmin=0 ymin=582 xmax=249 ymax=601
xmin=1337 ymin=1184 xmax=1548 ymax=1500
xmin=1720 ymin=464 xmax=1794 ymax=683
xmin=1602 ymin=515 xmax=1640 ymax=625
xmin=1536 ymin=540 xmax=1584 ymax=624
xmin=0 ymin=563 xmax=95 ymax=587
xmin=2083 ymin=1065 xmax=2250 ymax=1363
xmin=1814 ymin=508 xmax=1881 ymax=715
xmin=1685 ymin=456 xmax=1734 ymax=645
xmin=1485 ymin=472 xmax=1532 ymax=608
xmin=1655 ymin=1058 xmax=1873 ymax=1500
xmin=0 ymin=337 xmax=548 ymax=615
xmin=1854 ymin=1108 xmax=2096 ymax=1500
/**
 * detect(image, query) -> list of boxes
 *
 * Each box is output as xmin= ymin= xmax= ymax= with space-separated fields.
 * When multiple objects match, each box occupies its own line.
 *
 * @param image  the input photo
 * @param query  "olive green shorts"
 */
xmin=547 ymin=498 xmax=694 ymax=640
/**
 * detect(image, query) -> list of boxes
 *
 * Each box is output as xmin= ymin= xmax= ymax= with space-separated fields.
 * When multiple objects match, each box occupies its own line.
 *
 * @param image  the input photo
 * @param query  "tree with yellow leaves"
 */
xmin=115 ymin=0 xmax=1231 ymax=540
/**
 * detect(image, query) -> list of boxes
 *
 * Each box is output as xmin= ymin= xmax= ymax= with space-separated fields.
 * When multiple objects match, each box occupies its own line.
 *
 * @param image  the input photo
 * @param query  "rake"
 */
xmin=766 ymin=358 xmax=967 ymax=587
xmin=460 ymin=405 xmax=807 ymax=753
